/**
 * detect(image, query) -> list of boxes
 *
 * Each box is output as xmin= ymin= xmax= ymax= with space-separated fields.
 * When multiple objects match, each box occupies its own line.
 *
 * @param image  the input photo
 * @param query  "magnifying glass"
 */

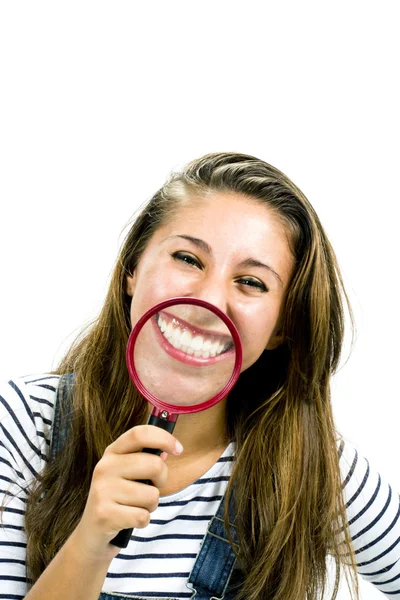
xmin=110 ymin=297 xmax=242 ymax=548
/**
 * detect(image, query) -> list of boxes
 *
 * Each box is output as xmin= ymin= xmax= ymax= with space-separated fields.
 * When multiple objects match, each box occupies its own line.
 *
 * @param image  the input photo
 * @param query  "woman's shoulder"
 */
xmin=336 ymin=435 xmax=399 ymax=536
xmin=0 ymin=372 xmax=61 ymax=416
xmin=0 ymin=373 xmax=61 ymax=465
xmin=336 ymin=435 xmax=368 ymax=488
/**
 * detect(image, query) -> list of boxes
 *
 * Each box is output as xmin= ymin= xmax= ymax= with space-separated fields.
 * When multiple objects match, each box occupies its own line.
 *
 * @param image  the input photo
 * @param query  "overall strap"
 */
xmin=188 ymin=492 xmax=239 ymax=600
xmin=50 ymin=372 xmax=75 ymax=461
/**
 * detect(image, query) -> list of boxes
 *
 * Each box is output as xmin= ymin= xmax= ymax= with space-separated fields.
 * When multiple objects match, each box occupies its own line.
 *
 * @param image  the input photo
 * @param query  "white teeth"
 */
xmin=157 ymin=315 xmax=229 ymax=359
xmin=202 ymin=340 xmax=212 ymax=351
xmin=172 ymin=328 xmax=181 ymax=345
xmin=180 ymin=330 xmax=193 ymax=347
xmin=191 ymin=335 xmax=203 ymax=351
xmin=209 ymin=341 xmax=220 ymax=356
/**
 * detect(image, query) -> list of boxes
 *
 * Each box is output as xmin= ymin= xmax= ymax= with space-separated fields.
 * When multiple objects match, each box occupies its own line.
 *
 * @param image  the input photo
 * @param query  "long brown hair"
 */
xmin=22 ymin=152 xmax=358 ymax=598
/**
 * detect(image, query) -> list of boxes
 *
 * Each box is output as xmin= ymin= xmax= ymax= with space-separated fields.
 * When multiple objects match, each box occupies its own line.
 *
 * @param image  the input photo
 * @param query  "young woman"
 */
xmin=1 ymin=152 xmax=399 ymax=600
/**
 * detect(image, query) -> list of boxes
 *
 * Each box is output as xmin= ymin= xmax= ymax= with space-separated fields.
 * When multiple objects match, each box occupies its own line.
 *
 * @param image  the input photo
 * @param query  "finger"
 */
xmin=95 ymin=503 xmax=153 ymax=536
xmin=97 ymin=452 xmax=169 ymax=488
xmin=106 ymin=425 xmax=183 ymax=457
xmin=112 ymin=480 xmax=161 ymax=512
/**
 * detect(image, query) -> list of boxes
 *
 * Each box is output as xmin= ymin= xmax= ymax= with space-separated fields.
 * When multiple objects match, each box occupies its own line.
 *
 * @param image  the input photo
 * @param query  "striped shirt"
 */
xmin=0 ymin=375 xmax=400 ymax=599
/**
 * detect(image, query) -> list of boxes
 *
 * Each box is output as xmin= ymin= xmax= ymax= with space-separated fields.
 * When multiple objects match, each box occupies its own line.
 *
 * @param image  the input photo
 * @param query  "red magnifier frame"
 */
xmin=125 ymin=296 xmax=243 ymax=416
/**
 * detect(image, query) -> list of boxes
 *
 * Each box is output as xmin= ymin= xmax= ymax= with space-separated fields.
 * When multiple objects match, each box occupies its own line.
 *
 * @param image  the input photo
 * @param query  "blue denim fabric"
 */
xmin=49 ymin=372 xmax=74 ymax=461
xmin=186 ymin=493 xmax=240 ymax=600
xmin=51 ymin=374 xmax=242 ymax=600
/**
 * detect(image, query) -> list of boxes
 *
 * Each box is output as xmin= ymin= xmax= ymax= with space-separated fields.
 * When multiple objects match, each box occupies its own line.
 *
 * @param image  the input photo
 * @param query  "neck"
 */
xmin=148 ymin=398 xmax=229 ymax=458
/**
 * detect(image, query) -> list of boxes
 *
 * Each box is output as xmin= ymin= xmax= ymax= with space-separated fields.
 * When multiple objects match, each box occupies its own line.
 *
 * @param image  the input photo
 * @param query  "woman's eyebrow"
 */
xmin=164 ymin=234 xmax=283 ymax=286
xmin=163 ymin=234 xmax=212 ymax=255
xmin=237 ymin=258 xmax=283 ymax=287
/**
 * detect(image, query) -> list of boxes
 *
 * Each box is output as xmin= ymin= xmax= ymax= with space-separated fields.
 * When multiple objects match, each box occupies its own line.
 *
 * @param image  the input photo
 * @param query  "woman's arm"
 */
xmin=0 ymin=377 xmax=52 ymax=598
xmin=24 ymin=424 xmax=182 ymax=598
xmin=25 ymin=528 xmax=116 ymax=600
xmin=0 ymin=375 xmax=182 ymax=599
xmin=339 ymin=439 xmax=400 ymax=596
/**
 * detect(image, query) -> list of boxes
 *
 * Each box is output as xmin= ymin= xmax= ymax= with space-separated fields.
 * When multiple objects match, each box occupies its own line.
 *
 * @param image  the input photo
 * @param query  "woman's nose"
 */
xmin=190 ymin=277 xmax=230 ymax=317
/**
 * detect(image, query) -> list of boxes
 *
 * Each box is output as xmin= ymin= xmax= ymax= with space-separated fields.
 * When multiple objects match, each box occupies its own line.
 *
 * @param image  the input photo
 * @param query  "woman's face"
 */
xmin=126 ymin=193 xmax=294 ymax=393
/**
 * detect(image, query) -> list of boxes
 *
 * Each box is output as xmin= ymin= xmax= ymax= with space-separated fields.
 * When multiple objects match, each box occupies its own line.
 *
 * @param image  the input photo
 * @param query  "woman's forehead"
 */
xmin=153 ymin=193 xmax=294 ymax=285
xmin=164 ymin=192 xmax=283 ymax=231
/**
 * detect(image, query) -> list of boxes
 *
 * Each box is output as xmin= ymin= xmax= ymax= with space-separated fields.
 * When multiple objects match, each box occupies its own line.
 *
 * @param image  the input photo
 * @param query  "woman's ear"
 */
xmin=126 ymin=273 xmax=136 ymax=297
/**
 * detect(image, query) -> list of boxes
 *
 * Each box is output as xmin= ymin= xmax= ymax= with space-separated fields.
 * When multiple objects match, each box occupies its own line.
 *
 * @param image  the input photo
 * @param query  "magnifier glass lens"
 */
xmin=132 ymin=303 xmax=236 ymax=407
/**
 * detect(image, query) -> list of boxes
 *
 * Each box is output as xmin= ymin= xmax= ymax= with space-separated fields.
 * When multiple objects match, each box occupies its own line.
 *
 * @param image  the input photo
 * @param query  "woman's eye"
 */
xmin=237 ymin=277 xmax=268 ymax=293
xmin=171 ymin=251 xmax=202 ymax=269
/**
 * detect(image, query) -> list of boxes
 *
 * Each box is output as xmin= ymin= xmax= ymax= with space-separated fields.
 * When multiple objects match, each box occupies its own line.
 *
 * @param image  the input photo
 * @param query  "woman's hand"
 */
xmin=70 ymin=425 xmax=183 ymax=563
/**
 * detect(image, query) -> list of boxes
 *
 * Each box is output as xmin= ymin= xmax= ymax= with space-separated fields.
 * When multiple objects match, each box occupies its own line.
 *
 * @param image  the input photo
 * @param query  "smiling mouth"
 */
xmin=154 ymin=310 xmax=234 ymax=360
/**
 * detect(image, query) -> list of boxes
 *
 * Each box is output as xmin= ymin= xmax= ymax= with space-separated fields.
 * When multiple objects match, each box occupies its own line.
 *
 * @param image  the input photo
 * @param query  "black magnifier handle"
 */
xmin=110 ymin=412 xmax=177 ymax=548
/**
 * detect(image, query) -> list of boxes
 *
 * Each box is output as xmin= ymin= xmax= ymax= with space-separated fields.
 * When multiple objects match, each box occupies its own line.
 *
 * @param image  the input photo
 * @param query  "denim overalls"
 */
xmin=50 ymin=374 xmax=243 ymax=600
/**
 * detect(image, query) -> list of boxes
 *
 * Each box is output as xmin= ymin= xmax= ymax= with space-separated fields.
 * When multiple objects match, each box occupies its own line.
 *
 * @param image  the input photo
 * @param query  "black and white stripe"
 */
xmin=339 ymin=440 xmax=400 ymax=595
xmin=0 ymin=375 xmax=399 ymax=598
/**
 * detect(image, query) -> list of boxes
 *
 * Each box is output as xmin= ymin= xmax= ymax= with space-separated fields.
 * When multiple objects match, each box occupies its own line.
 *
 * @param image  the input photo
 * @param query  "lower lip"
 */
xmin=151 ymin=316 xmax=234 ymax=367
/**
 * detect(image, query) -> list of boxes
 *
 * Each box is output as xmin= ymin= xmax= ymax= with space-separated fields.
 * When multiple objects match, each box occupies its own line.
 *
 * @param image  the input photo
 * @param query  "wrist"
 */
xmin=67 ymin=525 xmax=119 ymax=568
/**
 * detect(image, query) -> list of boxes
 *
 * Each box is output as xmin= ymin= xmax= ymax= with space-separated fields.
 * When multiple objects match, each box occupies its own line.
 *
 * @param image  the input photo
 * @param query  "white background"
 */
xmin=0 ymin=2 xmax=399 ymax=598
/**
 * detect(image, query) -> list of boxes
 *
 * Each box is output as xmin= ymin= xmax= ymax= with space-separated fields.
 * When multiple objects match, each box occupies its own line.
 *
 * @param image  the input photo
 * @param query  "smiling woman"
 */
xmin=1 ymin=152 xmax=399 ymax=600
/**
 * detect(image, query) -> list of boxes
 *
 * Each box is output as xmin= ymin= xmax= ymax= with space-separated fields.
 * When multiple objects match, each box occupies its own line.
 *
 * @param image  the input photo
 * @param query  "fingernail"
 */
xmin=174 ymin=441 xmax=184 ymax=455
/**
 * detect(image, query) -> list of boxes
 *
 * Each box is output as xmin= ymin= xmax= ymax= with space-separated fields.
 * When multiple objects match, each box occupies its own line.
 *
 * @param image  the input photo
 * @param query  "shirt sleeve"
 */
xmin=0 ymin=376 xmax=56 ymax=599
xmin=339 ymin=439 xmax=400 ymax=597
